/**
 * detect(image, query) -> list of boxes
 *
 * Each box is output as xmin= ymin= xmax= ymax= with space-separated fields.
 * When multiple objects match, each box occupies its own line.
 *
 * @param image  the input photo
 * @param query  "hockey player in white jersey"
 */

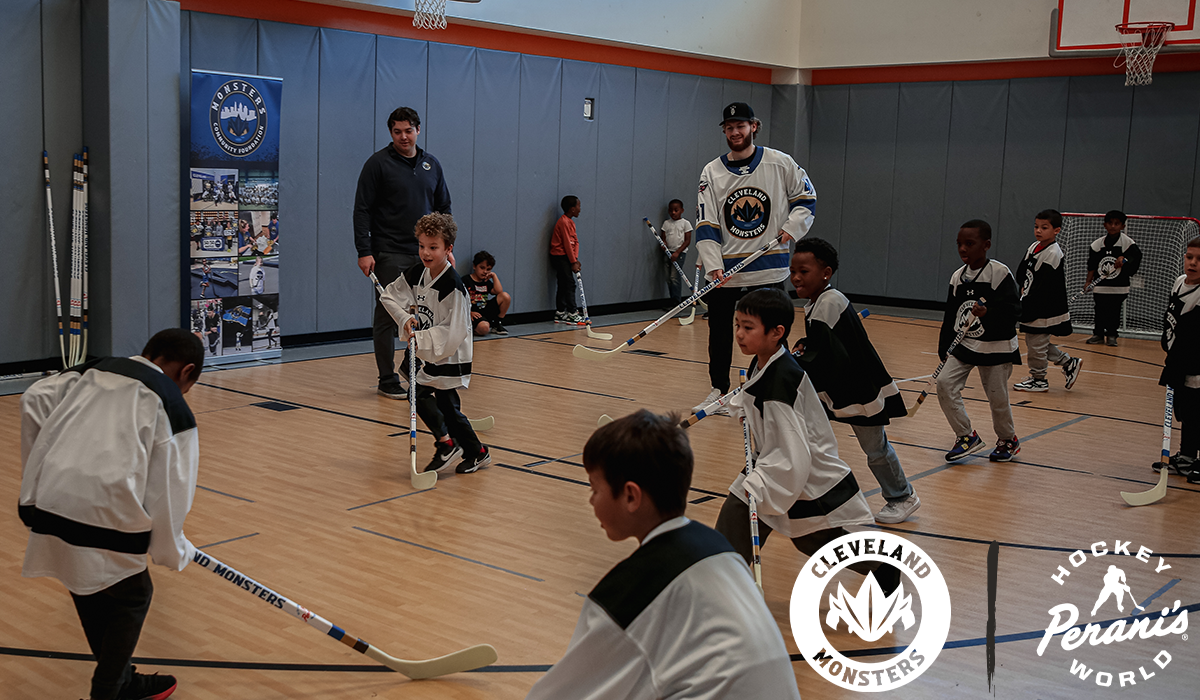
xmin=692 ymin=102 xmax=817 ymax=415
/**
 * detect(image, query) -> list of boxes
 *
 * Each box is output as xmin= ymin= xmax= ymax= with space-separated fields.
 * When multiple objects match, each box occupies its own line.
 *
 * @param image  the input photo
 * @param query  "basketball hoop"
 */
xmin=413 ymin=0 xmax=448 ymax=29
xmin=1115 ymin=21 xmax=1173 ymax=86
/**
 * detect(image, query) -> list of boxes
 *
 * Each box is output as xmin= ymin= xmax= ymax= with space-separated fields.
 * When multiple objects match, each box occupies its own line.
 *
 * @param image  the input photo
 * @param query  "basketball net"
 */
xmin=413 ymin=0 xmax=448 ymax=29
xmin=1115 ymin=21 xmax=1173 ymax=86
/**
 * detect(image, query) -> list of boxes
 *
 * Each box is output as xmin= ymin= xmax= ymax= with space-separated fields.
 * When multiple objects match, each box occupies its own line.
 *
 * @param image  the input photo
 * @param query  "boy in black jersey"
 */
xmin=1086 ymin=210 xmax=1142 ymax=346
xmin=1157 ymin=237 xmax=1200 ymax=480
xmin=465 ymin=250 xmax=511 ymax=336
xmin=1013 ymin=209 xmax=1082 ymax=393
xmin=937 ymin=220 xmax=1022 ymax=463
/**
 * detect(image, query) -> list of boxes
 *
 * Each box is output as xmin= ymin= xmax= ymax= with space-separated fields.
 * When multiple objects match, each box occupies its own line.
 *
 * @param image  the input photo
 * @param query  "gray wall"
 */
xmin=809 ymin=73 xmax=1200 ymax=303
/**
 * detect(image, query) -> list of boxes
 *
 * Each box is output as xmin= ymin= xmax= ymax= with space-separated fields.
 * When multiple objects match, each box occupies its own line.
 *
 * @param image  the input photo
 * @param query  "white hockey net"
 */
xmin=1060 ymin=213 xmax=1199 ymax=337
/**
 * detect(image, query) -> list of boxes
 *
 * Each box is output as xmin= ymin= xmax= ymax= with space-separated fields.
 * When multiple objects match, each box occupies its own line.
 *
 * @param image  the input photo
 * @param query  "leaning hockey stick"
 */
xmin=68 ymin=155 xmax=83 ymax=366
xmin=574 ymin=271 xmax=613 ymax=340
xmin=80 ymin=148 xmax=89 ymax=363
xmin=693 ymin=263 xmax=708 ymax=313
xmin=1121 ymin=387 xmax=1173 ymax=507
xmin=191 ymin=549 xmax=497 ymax=678
xmin=641 ymin=219 xmax=696 ymax=326
xmin=739 ymin=369 xmax=764 ymax=595
xmin=43 ymin=152 xmax=66 ymax=367
xmin=408 ymin=323 xmax=437 ymax=490
xmin=905 ymin=298 xmax=985 ymax=418
xmin=573 ymin=232 xmax=788 ymax=360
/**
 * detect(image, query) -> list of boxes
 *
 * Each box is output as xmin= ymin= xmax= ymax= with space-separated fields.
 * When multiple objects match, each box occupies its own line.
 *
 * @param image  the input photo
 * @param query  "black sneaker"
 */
xmin=377 ymin=382 xmax=407 ymax=400
xmin=118 ymin=667 xmax=177 ymax=700
xmin=491 ymin=319 xmax=509 ymax=336
xmin=1086 ymin=334 xmax=1104 ymax=344
xmin=425 ymin=440 xmax=463 ymax=473
xmin=456 ymin=446 xmax=491 ymax=473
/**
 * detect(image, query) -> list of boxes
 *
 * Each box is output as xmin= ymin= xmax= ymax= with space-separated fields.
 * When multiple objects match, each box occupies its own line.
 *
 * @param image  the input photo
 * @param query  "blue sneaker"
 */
xmin=945 ymin=431 xmax=984 ymax=462
xmin=989 ymin=436 xmax=1020 ymax=463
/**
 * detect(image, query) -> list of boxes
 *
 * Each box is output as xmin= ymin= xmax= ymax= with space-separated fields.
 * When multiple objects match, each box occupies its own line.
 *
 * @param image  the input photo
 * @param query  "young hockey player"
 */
xmin=1157 ymin=237 xmax=1200 ymax=480
xmin=660 ymin=198 xmax=693 ymax=307
xmin=527 ymin=409 xmax=801 ymax=700
xmin=789 ymin=238 xmax=919 ymax=523
xmin=937 ymin=220 xmax=1022 ymax=463
xmin=1086 ymin=210 xmax=1143 ymax=346
xmin=380 ymin=213 xmax=490 ymax=474
xmin=465 ymin=250 xmax=511 ymax=336
xmin=1013 ymin=209 xmax=1082 ymax=392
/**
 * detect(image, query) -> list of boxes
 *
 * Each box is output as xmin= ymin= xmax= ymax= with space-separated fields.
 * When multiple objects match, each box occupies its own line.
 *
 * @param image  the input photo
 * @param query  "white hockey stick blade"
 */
xmin=679 ymin=306 xmax=695 ymax=326
xmin=573 ymin=342 xmax=626 ymax=360
xmin=597 ymin=414 xmax=613 ymax=427
xmin=469 ymin=415 xmax=495 ymax=432
xmin=1120 ymin=466 xmax=1168 ymax=506
xmin=411 ymin=459 xmax=437 ymax=490
xmin=365 ymin=643 xmax=498 ymax=680
xmin=586 ymin=324 xmax=613 ymax=341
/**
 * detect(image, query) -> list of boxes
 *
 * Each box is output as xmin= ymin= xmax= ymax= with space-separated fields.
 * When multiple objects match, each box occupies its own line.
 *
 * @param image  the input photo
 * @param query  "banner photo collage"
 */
xmin=188 ymin=70 xmax=282 ymax=363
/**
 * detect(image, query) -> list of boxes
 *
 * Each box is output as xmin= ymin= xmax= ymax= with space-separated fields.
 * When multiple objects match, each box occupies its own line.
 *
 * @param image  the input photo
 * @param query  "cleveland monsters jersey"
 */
xmin=938 ymin=260 xmax=1022 ymax=367
xmin=1015 ymin=241 xmax=1071 ymax=335
xmin=1160 ymin=274 xmax=1200 ymax=389
xmin=1087 ymin=232 xmax=1142 ymax=295
xmin=696 ymin=146 xmax=816 ymax=287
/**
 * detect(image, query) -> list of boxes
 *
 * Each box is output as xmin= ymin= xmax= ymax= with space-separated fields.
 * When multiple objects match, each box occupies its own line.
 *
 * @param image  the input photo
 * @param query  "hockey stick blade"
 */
xmin=679 ymin=305 xmax=695 ymax=326
xmin=1121 ymin=387 xmax=1174 ymax=507
xmin=573 ymin=342 xmax=627 ymax=359
xmin=905 ymin=391 xmax=930 ymax=418
xmin=597 ymin=414 xmax=613 ymax=427
xmin=586 ymin=324 xmax=613 ymax=341
xmin=1121 ymin=467 xmax=1168 ymax=507
xmin=365 ymin=643 xmax=498 ymax=679
xmin=469 ymin=415 xmax=495 ymax=432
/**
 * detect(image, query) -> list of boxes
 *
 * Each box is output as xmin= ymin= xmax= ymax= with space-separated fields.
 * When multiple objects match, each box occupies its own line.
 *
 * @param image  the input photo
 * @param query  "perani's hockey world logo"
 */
xmin=1034 ymin=539 xmax=1189 ymax=690
xmin=790 ymin=532 xmax=951 ymax=692
xmin=209 ymin=80 xmax=268 ymax=158
xmin=723 ymin=187 xmax=771 ymax=239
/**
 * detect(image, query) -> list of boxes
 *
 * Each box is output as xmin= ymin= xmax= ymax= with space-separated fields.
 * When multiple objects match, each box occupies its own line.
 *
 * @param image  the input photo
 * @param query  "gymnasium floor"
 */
xmin=2 ymin=307 xmax=1196 ymax=699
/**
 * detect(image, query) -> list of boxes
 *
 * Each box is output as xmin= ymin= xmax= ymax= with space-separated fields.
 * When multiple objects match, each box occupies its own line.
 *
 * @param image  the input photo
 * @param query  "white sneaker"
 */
xmin=876 ymin=494 xmax=920 ymax=524
xmin=692 ymin=388 xmax=729 ymax=416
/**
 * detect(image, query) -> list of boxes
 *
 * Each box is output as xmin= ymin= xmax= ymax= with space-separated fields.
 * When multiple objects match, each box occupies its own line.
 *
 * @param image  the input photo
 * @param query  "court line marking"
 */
xmin=895 ymin=384 xmax=1168 ymax=429
xmin=516 ymin=335 xmax=709 ymax=366
xmin=498 ymin=462 xmax=726 ymax=498
xmin=346 ymin=489 xmax=437 ymax=511
xmin=1019 ymin=415 xmax=1090 ymax=442
xmin=473 ymin=372 xmax=636 ymax=401
xmin=869 ymin=523 xmax=1200 ymax=558
xmin=353 ymin=526 xmax=544 ymax=582
xmin=196 ymin=485 xmax=255 ymax=503
xmin=198 ymin=532 xmax=259 ymax=549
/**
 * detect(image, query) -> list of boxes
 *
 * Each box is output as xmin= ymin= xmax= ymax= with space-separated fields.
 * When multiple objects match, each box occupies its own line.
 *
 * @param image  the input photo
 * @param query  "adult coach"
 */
xmin=354 ymin=106 xmax=451 ymax=398
xmin=693 ymin=102 xmax=817 ymax=414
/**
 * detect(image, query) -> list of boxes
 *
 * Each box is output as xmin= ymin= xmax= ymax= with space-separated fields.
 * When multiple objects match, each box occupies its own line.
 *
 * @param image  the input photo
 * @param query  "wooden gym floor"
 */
xmin=2 ymin=308 xmax=1197 ymax=699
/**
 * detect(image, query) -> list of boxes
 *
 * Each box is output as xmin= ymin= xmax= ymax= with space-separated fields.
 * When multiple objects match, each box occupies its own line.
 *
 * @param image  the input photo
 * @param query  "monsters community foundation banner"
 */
xmin=187 ymin=70 xmax=282 ymax=364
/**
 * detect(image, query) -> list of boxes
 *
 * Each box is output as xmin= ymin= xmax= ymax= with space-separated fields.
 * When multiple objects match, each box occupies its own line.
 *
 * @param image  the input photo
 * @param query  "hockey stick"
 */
xmin=574 ymin=271 xmax=613 ymax=340
xmin=693 ymin=263 xmax=708 ymax=313
xmin=43 ymin=152 xmax=66 ymax=367
xmin=1121 ymin=387 xmax=1172 ymax=507
xmin=641 ymin=218 xmax=696 ymax=326
xmin=738 ymin=369 xmax=764 ymax=595
xmin=1068 ymin=266 xmax=1121 ymax=305
xmin=81 ymin=148 xmax=89 ymax=363
xmin=597 ymin=414 xmax=613 ymax=427
xmin=68 ymin=155 xmax=83 ymax=366
xmin=468 ymin=416 xmax=495 ymax=432
xmin=190 ymin=549 xmax=497 ymax=678
xmin=905 ymin=298 xmax=986 ymax=418
xmin=573 ymin=232 xmax=788 ymax=360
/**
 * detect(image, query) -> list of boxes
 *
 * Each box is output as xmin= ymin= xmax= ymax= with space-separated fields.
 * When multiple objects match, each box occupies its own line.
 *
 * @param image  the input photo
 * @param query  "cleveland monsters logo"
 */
xmin=209 ymin=81 xmax=268 ymax=158
xmin=723 ymin=187 xmax=771 ymax=239
xmin=955 ymin=300 xmax=985 ymax=339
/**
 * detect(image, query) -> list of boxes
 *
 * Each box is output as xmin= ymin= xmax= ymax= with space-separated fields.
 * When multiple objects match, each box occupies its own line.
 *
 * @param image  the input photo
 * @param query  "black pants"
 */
xmin=549 ymin=255 xmax=577 ymax=313
xmin=70 ymin=569 xmax=153 ymax=700
xmin=1174 ymin=385 xmax=1200 ymax=458
xmin=415 ymin=385 xmax=482 ymax=456
xmin=1093 ymin=293 xmax=1126 ymax=338
xmin=705 ymin=281 xmax=786 ymax=393
xmin=372 ymin=251 xmax=420 ymax=386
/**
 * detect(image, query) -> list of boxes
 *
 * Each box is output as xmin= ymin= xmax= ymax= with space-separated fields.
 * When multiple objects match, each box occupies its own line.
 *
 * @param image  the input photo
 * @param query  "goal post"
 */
xmin=1059 ymin=213 xmax=1199 ymax=338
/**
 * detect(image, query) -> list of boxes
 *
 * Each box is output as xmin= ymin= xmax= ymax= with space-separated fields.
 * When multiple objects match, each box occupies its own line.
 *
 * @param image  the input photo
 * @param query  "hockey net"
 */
xmin=1060 ymin=213 xmax=1199 ymax=337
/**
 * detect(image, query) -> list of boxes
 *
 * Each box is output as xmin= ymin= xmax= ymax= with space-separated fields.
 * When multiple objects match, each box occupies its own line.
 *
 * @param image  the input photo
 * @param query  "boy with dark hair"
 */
xmin=1158 ymin=237 xmax=1200 ymax=479
xmin=661 ymin=198 xmax=693 ymax=307
xmin=1086 ymin=210 xmax=1142 ymax=346
xmin=465 ymin=250 xmax=511 ymax=336
xmin=381 ymin=213 xmax=490 ymax=474
xmin=790 ymin=238 xmax=919 ymax=523
xmin=20 ymin=328 xmax=205 ymax=700
xmin=527 ymin=409 xmax=800 ymax=699
xmin=1014 ymin=209 xmax=1082 ymax=392
xmin=937 ymin=220 xmax=1022 ymax=463
xmin=713 ymin=288 xmax=902 ymax=591
xmin=550 ymin=195 xmax=584 ymax=325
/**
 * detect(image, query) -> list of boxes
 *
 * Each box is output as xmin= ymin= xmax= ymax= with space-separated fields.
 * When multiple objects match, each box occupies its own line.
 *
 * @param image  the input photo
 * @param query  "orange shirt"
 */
xmin=550 ymin=214 xmax=578 ymax=263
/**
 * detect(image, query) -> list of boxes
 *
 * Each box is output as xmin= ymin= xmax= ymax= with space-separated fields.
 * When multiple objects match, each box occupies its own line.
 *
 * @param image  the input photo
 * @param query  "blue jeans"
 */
xmin=666 ymin=258 xmax=683 ymax=306
xmin=850 ymin=424 xmax=913 ymax=502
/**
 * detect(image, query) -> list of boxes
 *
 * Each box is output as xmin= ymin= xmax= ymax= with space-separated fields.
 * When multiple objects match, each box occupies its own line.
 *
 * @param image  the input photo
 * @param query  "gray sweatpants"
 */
xmin=936 ymin=356 xmax=1015 ymax=441
xmin=1025 ymin=332 xmax=1070 ymax=380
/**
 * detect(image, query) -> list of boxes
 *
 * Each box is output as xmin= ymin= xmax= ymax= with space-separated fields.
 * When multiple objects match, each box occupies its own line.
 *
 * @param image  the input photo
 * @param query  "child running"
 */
xmin=1157 ymin=236 xmax=1200 ymax=480
xmin=789 ymin=238 xmax=920 ymax=523
xmin=937 ymin=220 xmax=1022 ymax=463
xmin=1013 ymin=209 xmax=1082 ymax=393
xmin=527 ymin=409 xmax=800 ymax=699
xmin=713 ymin=288 xmax=901 ymax=592
xmin=381 ymin=213 xmax=490 ymax=474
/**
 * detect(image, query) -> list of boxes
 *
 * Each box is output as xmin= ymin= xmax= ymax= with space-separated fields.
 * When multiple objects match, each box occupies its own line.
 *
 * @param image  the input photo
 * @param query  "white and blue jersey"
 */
xmin=696 ymin=146 xmax=816 ymax=287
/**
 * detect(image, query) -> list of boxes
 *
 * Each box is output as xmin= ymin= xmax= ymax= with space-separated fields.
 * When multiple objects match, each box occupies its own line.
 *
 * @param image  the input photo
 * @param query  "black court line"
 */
xmin=524 ymin=452 xmax=583 ymax=468
xmin=498 ymin=461 xmax=726 ymax=499
xmin=1060 ymin=343 xmax=1165 ymax=368
xmin=353 ymin=526 xmax=544 ymax=582
xmin=869 ymin=523 xmax=1200 ymax=558
xmin=196 ymin=485 xmax=255 ymax=503
xmin=198 ymin=532 xmax=259 ymax=549
xmin=474 ymin=372 xmax=636 ymax=401
xmin=346 ymin=489 xmax=437 ymax=511
xmin=690 ymin=495 xmax=718 ymax=505
xmin=896 ymin=385 xmax=1166 ymax=429
xmin=516 ymin=335 xmax=709 ymax=366
xmin=252 ymin=400 xmax=300 ymax=412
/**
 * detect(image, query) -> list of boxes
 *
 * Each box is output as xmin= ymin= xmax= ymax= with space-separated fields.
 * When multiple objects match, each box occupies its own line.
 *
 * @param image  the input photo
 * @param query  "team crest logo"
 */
xmin=209 ymin=80 xmax=268 ymax=158
xmin=1098 ymin=256 xmax=1119 ymax=280
xmin=1035 ymin=539 xmax=1187 ymax=690
xmin=698 ymin=179 xmax=709 ymax=194
xmin=790 ymin=532 xmax=951 ymax=691
xmin=954 ymin=301 xmax=985 ymax=338
xmin=422 ymin=161 xmax=431 ymax=171
xmin=1021 ymin=269 xmax=1034 ymax=300
xmin=723 ymin=187 xmax=770 ymax=239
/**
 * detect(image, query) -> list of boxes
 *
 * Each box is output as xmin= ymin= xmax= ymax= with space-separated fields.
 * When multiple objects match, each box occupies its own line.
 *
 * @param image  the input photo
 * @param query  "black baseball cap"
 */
xmin=720 ymin=102 xmax=755 ymax=125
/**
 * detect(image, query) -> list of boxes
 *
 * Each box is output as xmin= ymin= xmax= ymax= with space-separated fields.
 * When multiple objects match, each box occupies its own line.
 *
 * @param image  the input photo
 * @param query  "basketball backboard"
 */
xmin=1054 ymin=0 xmax=1200 ymax=54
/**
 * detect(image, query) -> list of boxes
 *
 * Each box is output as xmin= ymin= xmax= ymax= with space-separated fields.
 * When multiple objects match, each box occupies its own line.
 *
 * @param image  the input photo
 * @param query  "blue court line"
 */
xmin=524 ymin=451 xmax=583 ymax=468
xmin=197 ymin=484 xmax=255 ymax=503
xmin=864 ymin=463 xmax=953 ymax=497
xmin=895 ymin=385 xmax=1165 ymax=429
xmin=869 ymin=523 xmax=1200 ymax=558
xmin=198 ymin=532 xmax=259 ymax=549
xmin=346 ymin=489 xmax=436 ymax=511
xmin=352 ymin=526 xmax=544 ymax=582
xmin=1021 ymin=415 xmax=1090 ymax=442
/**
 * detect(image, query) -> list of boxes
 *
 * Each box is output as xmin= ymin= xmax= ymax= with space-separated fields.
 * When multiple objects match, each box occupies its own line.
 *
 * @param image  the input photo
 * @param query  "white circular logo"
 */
xmin=955 ymin=300 xmax=985 ymax=338
xmin=790 ymin=532 xmax=951 ymax=692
